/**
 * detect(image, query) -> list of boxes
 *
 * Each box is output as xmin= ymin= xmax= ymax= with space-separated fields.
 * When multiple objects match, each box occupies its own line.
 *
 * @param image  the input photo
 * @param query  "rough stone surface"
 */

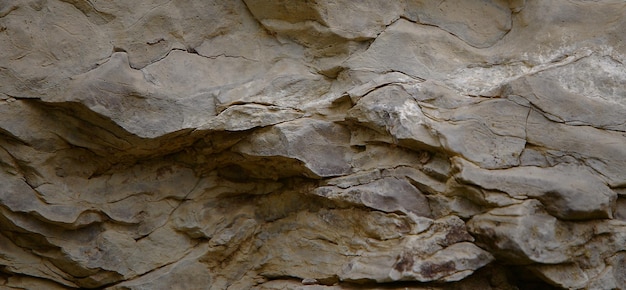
xmin=1 ymin=1 xmax=626 ymax=289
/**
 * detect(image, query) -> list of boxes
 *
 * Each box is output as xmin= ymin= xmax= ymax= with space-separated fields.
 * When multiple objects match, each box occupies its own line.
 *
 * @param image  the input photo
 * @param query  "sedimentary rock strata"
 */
xmin=1 ymin=0 xmax=626 ymax=289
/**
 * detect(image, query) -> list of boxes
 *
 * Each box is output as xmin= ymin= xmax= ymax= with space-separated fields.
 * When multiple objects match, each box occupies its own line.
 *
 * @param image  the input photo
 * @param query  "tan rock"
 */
xmin=314 ymin=176 xmax=431 ymax=217
xmin=403 ymin=0 xmax=512 ymax=48
xmin=453 ymin=157 xmax=617 ymax=220
xmin=232 ymin=118 xmax=353 ymax=178
xmin=1 ymin=0 xmax=626 ymax=289
xmin=468 ymin=200 xmax=576 ymax=264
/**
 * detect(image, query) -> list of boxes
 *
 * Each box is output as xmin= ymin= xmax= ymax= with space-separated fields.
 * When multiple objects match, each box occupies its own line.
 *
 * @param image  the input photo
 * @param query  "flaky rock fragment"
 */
xmin=347 ymin=84 xmax=440 ymax=150
xmin=468 ymin=200 xmax=626 ymax=289
xmin=0 ymin=0 xmax=112 ymax=96
xmin=525 ymin=108 xmax=626 ymax=187
xmin=257 ymin=209 xmax=491 ymax=284
xmin=388 ymin=242 xmax=493 ymax=282
xmin=432 ymin=99 xmax=528 ymax=169
xmin=232 ymin=118 xmax=353 ymax=178
xmin=531 ymin=263 xmax=589 ymax=290
xmin=453 ymin=157 xmax=617 ymax=220
xmin=468 ymin=200 xmax=577 ymax=264
xmin=314 ymin=176 xmax=431 ymax=217
xmin=403 ymin=0 xmax=513 ymax=48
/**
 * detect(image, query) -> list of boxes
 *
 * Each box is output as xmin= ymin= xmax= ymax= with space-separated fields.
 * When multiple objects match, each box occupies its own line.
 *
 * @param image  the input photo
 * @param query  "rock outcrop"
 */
xmin=1 ymin=0 xmax=626 ymax=289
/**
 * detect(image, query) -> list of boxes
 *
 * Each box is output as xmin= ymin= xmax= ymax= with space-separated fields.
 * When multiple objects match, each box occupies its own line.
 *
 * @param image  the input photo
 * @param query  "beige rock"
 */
xmin=453 ymin=157 xmax=617 ymax=220
xmin=468 ymin=200 xmax=577 ymax=264
xmin=1 ymin=0 xmax=626 ymax=289
xmin=0 ymin=0 xmax=112 ymax=96
xmin=108 ymin=245 xmax=211 ymax=290
xmin=199 ymin=104 xmax=304 ymax=132
xmin=507 ymin=72 xmax=626 ymax=131
xmin=433 ymin=99 xmax=528 ymax=169
xmin=257 ymin=210 xmax=490 ymax=284
xmin=0 ymin=233 xmax=78 ymax=288
xmin=531 ymin=263 xmax=589 ymax=289
xmin=403 ymin=0 xmax=512 ymax=48
xmin=314 ymin=176 xmax=432 ymax=217
xmin=346 ymin=19 xmax=484 ymax=81
xmin=244 ymin=0 xmax=403 ymax=46
xmin=0 ymin=275 xmax=71 ymax=290
xmin=232 ymin=118 xmax=353 ymax=178
xmin=468 ymin=200 xmax=626 ymax=289
xmin=346 ymin=85 xmax=441 ymax=150
xmin=214 ymin=59 xmax=331 ymax=112
xmin=526 ymin=109 xmax=626 ymax=187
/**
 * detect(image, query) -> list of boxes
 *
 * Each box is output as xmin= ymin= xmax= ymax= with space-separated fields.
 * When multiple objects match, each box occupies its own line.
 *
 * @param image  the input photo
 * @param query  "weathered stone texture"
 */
xmin=1 ymin=0 xmax=626 ymax=289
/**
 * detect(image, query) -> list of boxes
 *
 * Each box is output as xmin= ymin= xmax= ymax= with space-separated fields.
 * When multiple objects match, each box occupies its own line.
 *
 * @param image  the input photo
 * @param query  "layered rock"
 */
xmin=2 ymin=0 xmax=626 ymax=289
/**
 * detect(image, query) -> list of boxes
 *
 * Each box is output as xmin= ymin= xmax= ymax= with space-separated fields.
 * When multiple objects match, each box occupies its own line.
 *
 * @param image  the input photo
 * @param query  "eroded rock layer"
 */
xmin=1 ymin=0 xmax=626 ymax=289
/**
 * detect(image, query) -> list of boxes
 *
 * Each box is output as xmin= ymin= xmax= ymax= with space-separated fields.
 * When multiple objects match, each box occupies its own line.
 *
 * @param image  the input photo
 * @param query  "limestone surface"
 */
xmin=1 ymin=0 xmax=626 ymax=289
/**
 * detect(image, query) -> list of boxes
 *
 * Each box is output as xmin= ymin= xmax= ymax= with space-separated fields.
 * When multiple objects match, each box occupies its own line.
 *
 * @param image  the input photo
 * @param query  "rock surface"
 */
xmin=1 ymin=0 xmax=626 ymax=289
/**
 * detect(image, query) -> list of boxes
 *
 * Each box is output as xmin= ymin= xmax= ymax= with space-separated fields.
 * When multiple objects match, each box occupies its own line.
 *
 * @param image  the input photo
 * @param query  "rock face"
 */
xmin=1 ymin=0 xmax=625 ymax=289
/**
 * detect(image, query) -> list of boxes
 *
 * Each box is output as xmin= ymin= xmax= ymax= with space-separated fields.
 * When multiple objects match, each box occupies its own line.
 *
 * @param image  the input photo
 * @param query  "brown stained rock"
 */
xmin=393 ymin=252 xmax=415 ymax=273
xmin=418 ymin=261 xmax=456 ymax=280
xmin=388 ymin=242 xmax=493 ymax=282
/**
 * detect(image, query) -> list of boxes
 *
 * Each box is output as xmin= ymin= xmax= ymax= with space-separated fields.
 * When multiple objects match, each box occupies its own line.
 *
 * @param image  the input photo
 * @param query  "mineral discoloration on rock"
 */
xmin=1 ymin=0 xmax=625 ymax=289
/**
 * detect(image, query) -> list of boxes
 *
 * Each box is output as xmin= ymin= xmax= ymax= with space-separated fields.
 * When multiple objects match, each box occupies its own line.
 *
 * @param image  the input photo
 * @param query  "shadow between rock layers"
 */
xmin=1 ymin=0 xmax=626 ymax=289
